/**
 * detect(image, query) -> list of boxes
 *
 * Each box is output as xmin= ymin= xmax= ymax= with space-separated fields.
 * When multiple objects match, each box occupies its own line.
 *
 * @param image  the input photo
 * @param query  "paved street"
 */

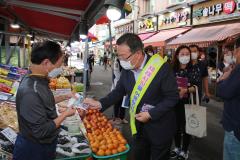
xmin=87 ymin=64 xmax=224 ymax=160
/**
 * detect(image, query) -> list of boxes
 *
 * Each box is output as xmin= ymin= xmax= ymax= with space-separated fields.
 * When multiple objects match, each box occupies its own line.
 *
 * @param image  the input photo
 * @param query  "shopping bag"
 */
xmin=185 ymin=86 xmax=207 ymax=138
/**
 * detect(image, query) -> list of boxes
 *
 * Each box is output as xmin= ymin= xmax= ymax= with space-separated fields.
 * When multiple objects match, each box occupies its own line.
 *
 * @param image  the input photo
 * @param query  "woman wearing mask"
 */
xmin=218 ymin=46 xmax=234 ymax=78
xmin=170 ymin=45 xmax=195 ymax=160
xmin=13 ymin=41 xmax=76 ymax=160
xmin=144 ymin=45 xmax=154 ymax=56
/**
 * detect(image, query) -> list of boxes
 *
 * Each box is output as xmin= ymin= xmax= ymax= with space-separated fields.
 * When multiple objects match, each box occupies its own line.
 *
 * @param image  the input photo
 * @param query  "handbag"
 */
xmin=185 ymin=85 xmax=207 ymax=138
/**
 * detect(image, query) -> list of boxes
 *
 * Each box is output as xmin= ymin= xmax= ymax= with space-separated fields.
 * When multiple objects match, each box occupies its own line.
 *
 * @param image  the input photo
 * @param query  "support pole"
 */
xmin=23 ymin=36 xmax=26 ymax=67
xmin=108 ymin=22 xmax=114 ymax=58
xmin=83 ymin=39 xmax=89 ymax=98
xmin=214 ymin=45 xmax=219 ymax=97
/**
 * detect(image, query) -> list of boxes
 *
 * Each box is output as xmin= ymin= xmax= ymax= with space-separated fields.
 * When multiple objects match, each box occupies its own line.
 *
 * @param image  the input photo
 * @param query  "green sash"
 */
xmin=130 ymin=54 xmax=166 ymax=135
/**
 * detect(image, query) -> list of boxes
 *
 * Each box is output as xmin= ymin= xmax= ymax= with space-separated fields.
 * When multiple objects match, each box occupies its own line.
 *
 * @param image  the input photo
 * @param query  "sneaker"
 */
xmin=177 ymin=151 xmax=189 ymax=160
xmin=121 ymin=119 xmax=128 ymax=124
xmin=170 ymin=148 xmax=180 ymax=158
xmin=110 ymin=118 xmax=122 ymax=125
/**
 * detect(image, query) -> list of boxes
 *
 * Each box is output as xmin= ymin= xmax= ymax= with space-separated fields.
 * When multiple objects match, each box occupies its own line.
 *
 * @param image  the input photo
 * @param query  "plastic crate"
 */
xmin=56 ymin=153 xmax=92 ymax=160
xmin=0 ymin=148 xmax=12 ymax=160
xmin=92 ymin=144 xmax=130 ymax=160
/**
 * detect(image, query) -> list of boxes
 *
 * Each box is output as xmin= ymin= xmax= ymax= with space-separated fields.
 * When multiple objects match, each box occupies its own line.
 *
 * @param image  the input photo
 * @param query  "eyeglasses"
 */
xmin=117 ymin=53 xmax=134 ymax=61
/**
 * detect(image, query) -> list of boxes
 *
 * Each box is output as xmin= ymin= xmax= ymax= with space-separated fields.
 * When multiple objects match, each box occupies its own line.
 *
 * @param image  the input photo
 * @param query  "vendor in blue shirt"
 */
xmin=217 ymin=37 xmax=240 ymax=160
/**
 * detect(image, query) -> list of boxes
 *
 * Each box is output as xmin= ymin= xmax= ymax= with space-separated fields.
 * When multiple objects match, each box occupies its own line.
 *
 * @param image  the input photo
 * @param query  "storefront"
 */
xmin=167 ymin=0 xmax=240 ymax=96
xmin=136 ymin=16 xmax=158 ymax=41
xmin=158 ymin=8 xmax=191 ymax=30
xmin=115 ymin=21 xmax=134 ymax=40
xmin=143 ymin=7 xmax=191 ymax=57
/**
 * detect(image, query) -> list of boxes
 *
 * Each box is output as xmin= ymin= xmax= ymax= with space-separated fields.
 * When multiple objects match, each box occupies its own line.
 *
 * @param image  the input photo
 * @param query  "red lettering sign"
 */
xmin=223 ymin=0 xmax=236 ymax=14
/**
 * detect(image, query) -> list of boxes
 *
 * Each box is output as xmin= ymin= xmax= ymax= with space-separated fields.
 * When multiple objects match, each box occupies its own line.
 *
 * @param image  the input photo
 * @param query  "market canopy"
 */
xmin=0 ymin=0 xmax=109 ymax=39
xmin=138 ymin=32 xmax=156 ymax=41
xmin=143 ymin=27 xmax=190 ymax=47
xmin=167 ymin=23 xmax=240 ymax=48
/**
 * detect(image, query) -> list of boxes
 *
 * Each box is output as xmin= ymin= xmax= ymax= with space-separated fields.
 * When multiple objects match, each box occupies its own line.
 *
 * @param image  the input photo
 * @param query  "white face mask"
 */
xmin=120 ymin=60 xmax=134 ymax=70
xmin=224 ymin=55 xmax=233 ymax=64
xmin=191 ymin=52 xmax=198 ymax=60
xmin=48 ymin=67 xmax=63 ymax=78
xmin=179 ymin=56 xmax=190 ymax=65
xmin=148 ymin=52 xmax=153 ymax=56
xmin=232 ymin=56 xmax=237 ymax=64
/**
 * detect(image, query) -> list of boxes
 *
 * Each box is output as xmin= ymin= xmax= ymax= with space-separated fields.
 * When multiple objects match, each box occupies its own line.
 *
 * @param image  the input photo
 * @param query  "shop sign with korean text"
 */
xmin=193 ymin=0 xmax=240 ymax=25
xmin=138 ymin=16 xmax=157 ymax=33
xmin=158 ymin=8 xmax=191 ymax=30
xmin=115 ymin=22 xmax=134 ymax=39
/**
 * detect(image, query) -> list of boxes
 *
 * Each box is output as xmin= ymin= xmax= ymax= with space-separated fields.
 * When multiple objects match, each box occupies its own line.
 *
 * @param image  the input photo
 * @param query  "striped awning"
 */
xmin=167 ymin=23 xmax=240 ymax=48
xmin=138 ymin=32 xmax=156 ymax=41
xmin=143 ymin=27 xmax=191 ymax=47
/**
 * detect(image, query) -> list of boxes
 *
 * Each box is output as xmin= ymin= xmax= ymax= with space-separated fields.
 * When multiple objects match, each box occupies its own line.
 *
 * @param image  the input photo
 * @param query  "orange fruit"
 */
xmin=117 ymin=134 xmax=123 ymax=140
xmin=122 ymin=145 xmax=127 ymax=151
xmin=112 ymin=139 xmax=119 ymax=145
xmin=97 ymin=135 xmax=103 ymax=141
xmin=117 ymin=146 xmax=124 ymax=153
xmin=97 ymin=149 xmax=105 ymax=156
xmin=119 ymin=138 xmax=127 ymax=145
xmin=99 ymin=145 xmax=107 ymax=150
xmin=105 ymin=149 xmax=112 ymax=155
xmin=112 ymin=143 xmax=118 ymax=149
xmin=112 ymin=149 xmax=118 ymax=155
xmin=107 ymin=143 xmax=114 ymax=150
xmin=100 ymin=140 xmax=106 ymax=145
xmin=92 ymin=147 xmax=98 ymax=153
xmin=106 ymin=139 xmax=112 ymax=144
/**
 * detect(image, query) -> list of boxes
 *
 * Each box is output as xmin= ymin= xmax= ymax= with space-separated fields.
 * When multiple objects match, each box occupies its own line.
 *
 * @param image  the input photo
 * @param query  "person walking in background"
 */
xmin=80 ymin=52 xmax=83 ymax=60
xmin=170 ymin=45 xmax=196 ymax=160
xmin=64 ymin=53 xmax=70 ymax=66
xmin=103 ymin=52 xmax=108 ymax=70
xmin=189 ymin=45 xmax=211 ymax=101
xmin=217 ymin=37 xmax=240 ymax=160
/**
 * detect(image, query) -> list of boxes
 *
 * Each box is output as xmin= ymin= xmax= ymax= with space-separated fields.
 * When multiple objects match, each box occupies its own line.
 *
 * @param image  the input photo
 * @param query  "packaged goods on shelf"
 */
xmin=56 ymin=129 xmax=91 ymax=159
xmin=72 ymin=82 xmax=84 ymax=93
xmin=0 ymin=101 xmax=18 ymax=132
xmin=56 ymin=77 xmax=71 ymax=89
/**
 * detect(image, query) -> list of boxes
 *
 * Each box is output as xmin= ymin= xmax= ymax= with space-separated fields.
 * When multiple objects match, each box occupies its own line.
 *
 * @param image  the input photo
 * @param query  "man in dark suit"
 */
xmin=84 ymin=33 xmax=179 ymax=160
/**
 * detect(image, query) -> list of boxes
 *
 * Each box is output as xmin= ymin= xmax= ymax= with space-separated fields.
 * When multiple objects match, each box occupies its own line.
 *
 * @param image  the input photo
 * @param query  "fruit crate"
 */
xmin=56 ymin=153 xmax=92 ymax=160
xmin=92 ymin=144 xmax=130 ymax=160
xmin=0 ymin=148 xmax=12 ymax=160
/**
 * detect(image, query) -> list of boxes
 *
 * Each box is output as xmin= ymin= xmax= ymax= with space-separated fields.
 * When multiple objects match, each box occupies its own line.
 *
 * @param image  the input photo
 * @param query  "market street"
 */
xmin=87 ymin=64 xmax=224 ymax=160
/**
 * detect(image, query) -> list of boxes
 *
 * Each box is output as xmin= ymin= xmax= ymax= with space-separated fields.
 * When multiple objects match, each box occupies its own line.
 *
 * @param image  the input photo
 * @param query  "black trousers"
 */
xmin=132 ymin=134 xmax=171 ymax=160
xmin=174 ymin=99 xmax=191 ymax=152
xmin=113 ymin=98 xmax=125 ymax=119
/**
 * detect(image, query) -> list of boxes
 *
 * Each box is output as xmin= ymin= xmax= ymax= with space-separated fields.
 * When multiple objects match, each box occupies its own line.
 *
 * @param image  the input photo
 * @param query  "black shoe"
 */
xmin=170 ymin=148 xmax=180 ymax=158
xmin=177 ymin=151 xmax=189 ymax=160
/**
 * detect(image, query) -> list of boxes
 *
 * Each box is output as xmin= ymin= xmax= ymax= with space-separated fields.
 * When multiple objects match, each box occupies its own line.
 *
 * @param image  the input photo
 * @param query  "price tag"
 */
xmin=1 ymin=127 xmax=17 ymax=144
xmin=0 ymin=94 xmax=8 ymax=100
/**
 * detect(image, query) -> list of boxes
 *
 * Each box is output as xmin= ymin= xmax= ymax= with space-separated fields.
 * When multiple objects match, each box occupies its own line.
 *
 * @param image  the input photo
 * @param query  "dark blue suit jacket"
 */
xmin=100 ymin=56 xmax=179 ymax=145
